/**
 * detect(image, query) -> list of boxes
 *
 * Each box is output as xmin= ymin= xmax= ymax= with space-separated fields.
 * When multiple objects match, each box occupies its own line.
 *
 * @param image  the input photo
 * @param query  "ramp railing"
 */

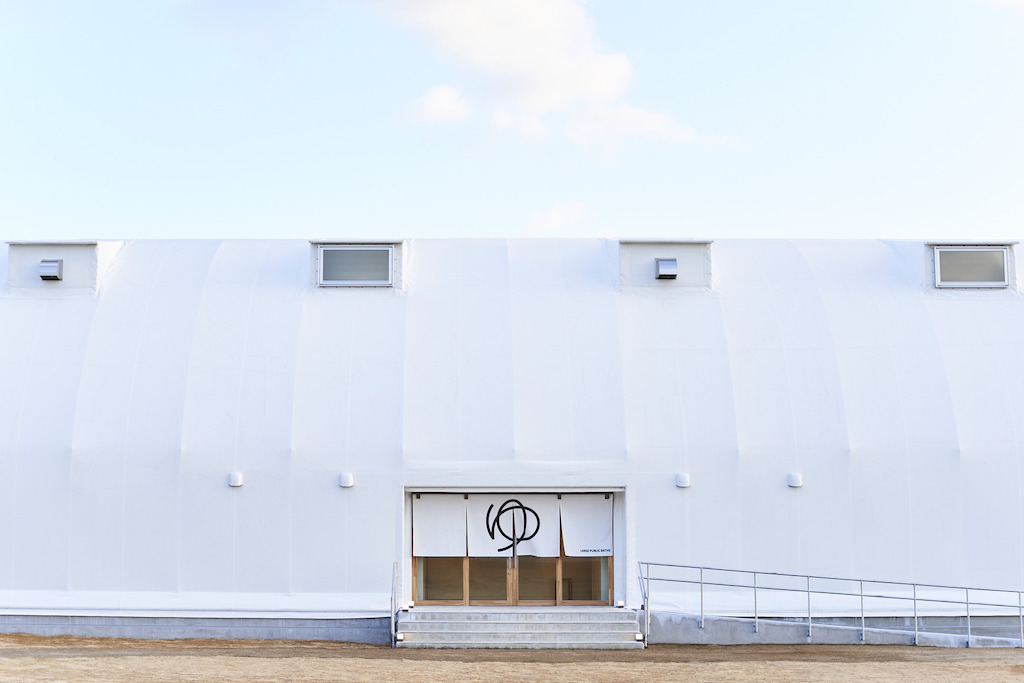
xmin=638 ymin=562 xmax=1024 ymax=646
xmin=390 ymin=561 xmax=399 ymax=647
xmin=637 ymin=562 xmax=649 ymax=647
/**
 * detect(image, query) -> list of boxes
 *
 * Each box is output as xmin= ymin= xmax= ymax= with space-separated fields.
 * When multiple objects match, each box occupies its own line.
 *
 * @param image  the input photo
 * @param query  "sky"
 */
xmin=0 ymin=0 xmax=1022 ymax=241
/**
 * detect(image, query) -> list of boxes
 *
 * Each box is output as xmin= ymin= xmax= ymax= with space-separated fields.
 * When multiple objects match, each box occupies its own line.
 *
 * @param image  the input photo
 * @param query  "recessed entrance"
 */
xmin=411 ymin=492 xmax=614 ymax=606
xmin=414 ymin=551 xmax=610 ymax=606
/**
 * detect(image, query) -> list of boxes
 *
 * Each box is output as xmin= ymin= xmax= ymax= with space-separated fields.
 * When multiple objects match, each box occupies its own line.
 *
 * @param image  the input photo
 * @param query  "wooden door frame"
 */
xmin=412 ymin=554 xmax=613 ymax=607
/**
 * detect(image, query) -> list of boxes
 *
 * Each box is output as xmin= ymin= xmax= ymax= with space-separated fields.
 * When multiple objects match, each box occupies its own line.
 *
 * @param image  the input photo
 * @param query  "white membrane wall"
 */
xmin=0 ymin=238 xmax=1022 ymax=616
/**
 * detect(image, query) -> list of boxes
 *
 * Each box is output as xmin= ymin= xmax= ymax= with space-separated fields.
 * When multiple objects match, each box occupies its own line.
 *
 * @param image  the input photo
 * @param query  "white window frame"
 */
xmin=933 ymin=246 xmax=1010 ymax=289
xmin=318 ymin=245 xmax=394 ymax=287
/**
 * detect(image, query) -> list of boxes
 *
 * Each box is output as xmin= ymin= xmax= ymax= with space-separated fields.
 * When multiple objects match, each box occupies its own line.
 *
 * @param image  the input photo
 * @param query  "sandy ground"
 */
xmin=2 ymin=635 xmax=1024 ymax=682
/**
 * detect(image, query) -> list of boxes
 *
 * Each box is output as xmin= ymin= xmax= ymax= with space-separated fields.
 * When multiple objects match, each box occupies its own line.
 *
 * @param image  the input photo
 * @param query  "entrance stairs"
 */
xmin=395 ymin=607 xmax=644 ymax=649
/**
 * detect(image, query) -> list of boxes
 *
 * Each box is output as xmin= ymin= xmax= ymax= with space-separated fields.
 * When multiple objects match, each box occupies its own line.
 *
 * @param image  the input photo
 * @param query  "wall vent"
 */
xmin=39 ymin=259 xmax=63 ymax=281
xmin=655 ymin=258 xmax=678 ymax=279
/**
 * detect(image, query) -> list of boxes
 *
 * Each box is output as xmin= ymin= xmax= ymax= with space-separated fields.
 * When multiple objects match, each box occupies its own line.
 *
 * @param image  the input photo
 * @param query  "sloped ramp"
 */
xmin=647 ymin=612 xmax=1023 ymax=648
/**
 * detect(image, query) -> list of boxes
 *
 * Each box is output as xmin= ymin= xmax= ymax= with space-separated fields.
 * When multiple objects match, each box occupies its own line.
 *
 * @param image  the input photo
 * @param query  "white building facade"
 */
xmin=0 ymin=238 xmax=1020 ymax=639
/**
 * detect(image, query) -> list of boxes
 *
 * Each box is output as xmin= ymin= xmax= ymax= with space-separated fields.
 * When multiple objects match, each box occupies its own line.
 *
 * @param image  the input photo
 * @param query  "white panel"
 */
xmin=679 ymin=350 xmax=738 ymax=452
xmin=122 ymin=456 xmax=180 ymax=591
xmin=621 ymin=348 xmax=683 ymax=453
xmin=288 ymin=469 xmax=347 ymax=592
xmin=9 ymin=237 xmax=1024 ymax=614
xmin=560 ymin=495 xmax=613 ymax=556
xmin=729 ymin=348 xmax=796 ymax=450
xmin=890 ymin=345 xmax=957 ymax=446
xmin=467 ymin=494 xmax=559 ymax=557
xmin=507 ymin=242 xmax=576 ymax=460
xmin=456 ymin=241 xmax=515 ymax=461
xmin=346 ymin=297 xmax=406 ymax=468
xmin=68 ymin=455 xmax=124 ymax=590
xmin=796 ymin=450 xmax=853 ymax=578
xmin=961 ymin=446 xmax=1021 ymax=588
xmin=849 ymin=445 xmax=913 ymax=581
xmin=402 ymin=246 xmax=460 ymax=461
xmin=342 ymin=480 xmax=399 ymax=596
xmin=567 ymin=294 xmax=627 ymax=462
xmin=619 ymin=242 xmax=710 ymax=289
xmin=736 ymin=449 xmax=801 ymax=574
xmin=413 ymin=495 xmax=466 ymax=557
xmin=12 ymin=457 xmax=71 ymax=590
xmin=6 ymin=243 xmax=98 ymax=292
xmin=234 ymin=464 xmax=292 ymax=593
xmin=906 ymin=443 xmax=964 ymax=586
xmin=786 ymin=348 xmax=848 ymax=450
xmin=177 ymin=461 xmax=235 ymax=592
xmin=835 ymin=347 xmax=903 ymax=446
xmin=0 ymin=476 xmax=12 ymax=588
xmin=770 ymin=280 xmax=835 ymax=351
xmin=941 ymin=338 xmax=1014 ymax=446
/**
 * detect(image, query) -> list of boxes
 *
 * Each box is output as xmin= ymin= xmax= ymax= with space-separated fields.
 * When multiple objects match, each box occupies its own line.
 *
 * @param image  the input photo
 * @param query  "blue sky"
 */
xmin=1 ymin=0 xmax=1022 ymax=241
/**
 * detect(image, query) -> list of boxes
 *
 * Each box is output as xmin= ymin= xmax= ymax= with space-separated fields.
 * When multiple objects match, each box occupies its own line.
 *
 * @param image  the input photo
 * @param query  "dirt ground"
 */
xmin=3 ymin=635 xmax=1024 ymax=682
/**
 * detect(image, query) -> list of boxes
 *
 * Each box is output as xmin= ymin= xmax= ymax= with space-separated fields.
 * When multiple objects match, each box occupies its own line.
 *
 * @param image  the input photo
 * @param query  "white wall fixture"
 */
xmin=39 ymin=259 xmax=63 ymax=280
xmin=675 ymin=472 xmax=691 ymax=488
xmin=787 ymin=473 xmax=803 ymax=488
xmin=655 ymin=258 xmax=678 ymax=279
xmin=933 ymin=245 xmax=1009 ymax=288
xmin=318 ymin=245 xmax=394 ymax=286
xmin=228 ymin=472 xmax=243 ymax=487
xmin=339 ymin=473 xmax=355 ymax=488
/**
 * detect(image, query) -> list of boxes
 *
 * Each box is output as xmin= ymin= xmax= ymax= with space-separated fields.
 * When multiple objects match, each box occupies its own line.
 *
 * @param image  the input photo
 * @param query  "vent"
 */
xmin=934 ymin=246 xmax=1009 ymax=288
xmin=318 ymin=245 xmax=393 ymax=286
xmin=655 ymin=258 xmax=678 ymax=279
xmin=39 ymin=259 xmax=64 ymax=281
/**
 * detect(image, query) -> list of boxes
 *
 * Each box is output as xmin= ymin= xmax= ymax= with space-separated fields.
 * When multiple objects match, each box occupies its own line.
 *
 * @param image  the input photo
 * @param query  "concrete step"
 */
xmin=397 ymin=607 xmax=643 ymax=649
xmin=401 ymin=609 xmax=638 ymax=623
xmin=400 ymin=640 xmax=645 ymax=649
xmin=402 ymin=630 xmax=640 ymax=643
xmin=401 ymin=621 xmax=638 ymax=633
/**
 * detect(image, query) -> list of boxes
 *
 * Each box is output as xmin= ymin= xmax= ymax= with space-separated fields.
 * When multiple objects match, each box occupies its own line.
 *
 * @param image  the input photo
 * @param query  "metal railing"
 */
xmin=637 ymin=562 xmax=649 ymax=647
xmin=390 ymin=561 xmax=399 ymax=647
xmin=638 ymin=562 xmax=1024 ymax=647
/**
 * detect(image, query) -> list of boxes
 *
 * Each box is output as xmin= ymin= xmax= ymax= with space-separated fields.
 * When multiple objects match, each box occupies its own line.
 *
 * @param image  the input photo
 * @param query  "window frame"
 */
xmin=317 ymin=244 xmax=394 ymax=287
xmin=933 ymin=245 xmax=1010 ymax=289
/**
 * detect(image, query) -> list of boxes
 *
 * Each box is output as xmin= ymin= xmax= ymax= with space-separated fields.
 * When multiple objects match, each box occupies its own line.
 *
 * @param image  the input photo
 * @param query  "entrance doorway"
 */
xmin=414 ymin=551 xmax=610 ymax=606
xmin=411 ymin=492 xmax=614 ymax=606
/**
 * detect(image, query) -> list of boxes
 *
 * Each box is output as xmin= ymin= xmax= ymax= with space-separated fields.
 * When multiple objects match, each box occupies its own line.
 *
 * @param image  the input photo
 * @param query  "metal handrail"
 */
xmin=390 ymin=561 xmax=399 ymax=648
xmin=638 ymin=562 xmax=1024 ymax=647
xmin=636 ymin=562 xmax=649 ymax=647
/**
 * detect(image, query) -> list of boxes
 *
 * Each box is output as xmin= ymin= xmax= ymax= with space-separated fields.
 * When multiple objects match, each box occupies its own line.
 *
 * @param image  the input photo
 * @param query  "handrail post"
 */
xmin=806 ymin=575 xmax=812 ymax=641
xmin=860 ymin=580 xmax=865 ymax=644
xmin=700 ymin=567 xmax=705 ymax=630
xmin=966 ymin=588 xmax=971 ymax=646
xmin=913 ymin=584 xmax=918 ymax=646
xmin=390 ymin=561 xmax=398 ymax=648
xmin=645 ymin=563 xmax=650 ymax=646
xmin=753 ymin=571 xmax=759 ymax=634
xmin=1019 ymin=591 xmax=1022 ymax=648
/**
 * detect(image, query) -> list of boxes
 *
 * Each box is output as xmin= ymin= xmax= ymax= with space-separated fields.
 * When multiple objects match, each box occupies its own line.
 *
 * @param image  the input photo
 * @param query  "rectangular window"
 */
xmin=318 ymin=245 xmax=393 ymax=286
xmin=934 ymin=246 xmax=1009 ymax=288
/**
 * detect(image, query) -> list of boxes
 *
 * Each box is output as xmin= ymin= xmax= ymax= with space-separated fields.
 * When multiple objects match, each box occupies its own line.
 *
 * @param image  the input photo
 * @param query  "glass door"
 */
xmin=468 ymin=557 xmax=510 ymax=604
xmin=414 ymin=552 xmax=610 ymax=606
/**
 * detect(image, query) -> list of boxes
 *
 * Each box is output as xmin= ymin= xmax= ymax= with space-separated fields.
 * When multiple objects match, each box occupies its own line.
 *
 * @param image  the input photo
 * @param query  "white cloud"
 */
xmin=981 ymin=0 xmax=1024 ymax=12
xmin=381 ymin=0 xmax=691 ymax=147
xmin=568 ymin=104 xmax=694 ymax=149
xmin=494 ymin=108 xmax=548 ymax=139
xmin=414 ymin=85 xmax=470 ymax=122
xmin=526 ymin=200 xmax=586 ymax=236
